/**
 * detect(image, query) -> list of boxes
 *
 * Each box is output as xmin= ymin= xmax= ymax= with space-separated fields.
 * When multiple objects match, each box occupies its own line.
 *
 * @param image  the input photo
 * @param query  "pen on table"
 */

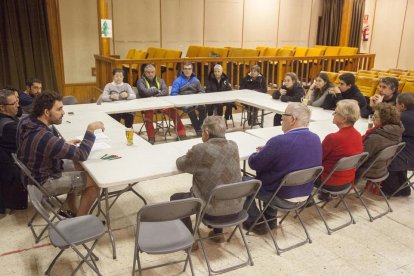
xmin=100 ymin=154 xmax=108 ymax=160
xmin=110 ymin=156 xmax=122 ymax=160
xmin=66 ymin=120 xmax=71 ymax=123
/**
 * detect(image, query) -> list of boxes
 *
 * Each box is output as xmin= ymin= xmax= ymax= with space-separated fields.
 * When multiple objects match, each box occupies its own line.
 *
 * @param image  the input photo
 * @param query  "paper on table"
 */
xmin=91 ymin=142 xmax=111 ymax=151
xmin=77 ymin=132 xmax=110 ymax=143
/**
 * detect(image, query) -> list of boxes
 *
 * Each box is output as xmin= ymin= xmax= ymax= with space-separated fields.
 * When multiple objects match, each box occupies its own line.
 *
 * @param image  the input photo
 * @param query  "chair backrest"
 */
xmin=62 ymin=96 xmax=78 ymax=105
xmin=294 ymin=47 xmax=308 ymax=57
xmin=324 ymin=46 xmax=342 ymax=56
xmin=137 ymin=198 xmax=203 ymax=223
xmin=357 ymin=142 xmax=406 ymax=181
xmin=186 ymin=45 xmax=202 ymax=57
xmin=402 ymin=81 xmax=414 ymax=93
xmin=279 ymin=166 xmax=324 ymax=188
xmin=207 ymin=179 xmax=262 ymax=202
xmin=339 ymin=47 xmax=358 ymax=56
xmin=27 ymin=184 xmax=50 ymax=219
xmin=12 ymin=153 xmax=40 ymax=188
xmin=356 ymin=76 xmax=380 ymax=97
xmin=320 ymin=71 xmax=339 ymax=83
xmin=306 ymin=47 xmax=325 ymax=57
xmin=320 ymin=152 xmax=369 ymax=187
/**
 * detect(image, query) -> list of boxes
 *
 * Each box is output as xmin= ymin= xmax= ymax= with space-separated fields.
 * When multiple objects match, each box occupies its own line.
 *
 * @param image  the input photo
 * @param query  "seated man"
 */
xmin=19 ymin=77 xmax=42 ymax=115
xmin=324 ymin=73 xmax=367 ymax=111
xmin=102 ymin=68 xmax=136 ymax=128
xmin=205 ymin=64 xmax=234 ymax=118
xmin=240 ymin=65 xmax=267 ymax=126
xmin=17 ymin=91 xmax=104 ymax=216
xmin=381 ymin=92 xmax=414 ymax=196
xmin=244 ymin=103 xmax=322 ymax=235
xmin=137 ymin=64 xmax=186 ymax=143
xmin=361 ymin=77 xmax=399 ymax=118
xmin=171 ymin=116 xmax=243 ymax=243
xmin=0 ymin=89 xmax=26 ymax=213
xmin=171 ymin=62 xmax=206 ymax=137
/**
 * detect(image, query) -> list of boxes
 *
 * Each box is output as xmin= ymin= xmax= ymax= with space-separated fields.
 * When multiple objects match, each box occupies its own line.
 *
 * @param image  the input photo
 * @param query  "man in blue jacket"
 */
xmin=244 ymin=103 xmax=322 ymax=235
xmin=171 ymin=62 xmax=206 ymax=136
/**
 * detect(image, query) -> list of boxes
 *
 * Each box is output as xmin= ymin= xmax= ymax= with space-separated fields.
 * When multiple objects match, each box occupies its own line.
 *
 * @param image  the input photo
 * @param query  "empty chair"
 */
xmin=62 ymin=96 xmax=78 ymax=105
xmin=247 ymin=166 xmax=323 ymax=255
xmin=12 ymin=153 xmax=72 ymax=243
xmin=356 ymin=76 xmax=380 ymax=97
xmin=402 ymin=82 xmax=414 ymax=93
xmin=132 ymin=198 xmax=203 ymax=276
xmin=186 ymin=45 xmax=202 ymax=57
xmin=351 ymin=143 xmax=405 ymax=221
xmin=197 ymin=179 xmax=261 ymax=275
xmin=27 ymin=185 xmax=104 ymax=275
xmin=310 ymin=152 xmax=369 ymax=234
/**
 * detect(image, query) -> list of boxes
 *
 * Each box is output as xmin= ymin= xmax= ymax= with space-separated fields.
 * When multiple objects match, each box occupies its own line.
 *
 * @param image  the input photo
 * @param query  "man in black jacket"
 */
xmin=325 ymin=73 xmax=367 ymax=110
xmin=0 ymin=89 xmax=26 ymax=213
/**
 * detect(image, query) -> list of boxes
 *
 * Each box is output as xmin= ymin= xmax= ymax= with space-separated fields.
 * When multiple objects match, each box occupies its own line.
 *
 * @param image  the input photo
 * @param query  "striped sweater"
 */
xmin=17 ymin=116 xmax=95 ymax=184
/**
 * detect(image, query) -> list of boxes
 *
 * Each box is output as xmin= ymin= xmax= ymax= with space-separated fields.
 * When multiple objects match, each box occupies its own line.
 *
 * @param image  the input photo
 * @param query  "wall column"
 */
xmin=97 ymin=0 xmax=110 ymax=56
xmin=339 ymin=0 xmax=353 ymax=46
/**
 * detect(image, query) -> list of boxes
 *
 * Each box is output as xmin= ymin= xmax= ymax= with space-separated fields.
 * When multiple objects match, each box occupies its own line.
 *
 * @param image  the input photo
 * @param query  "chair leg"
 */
xmin=354 ymin=185 xmax=392 ymax=222
xmin=45 ymin=249 xmax=65 ymax=276
xmin=388 ymin=172 xmax=414 ymax=198
xmin=71 ymin=240 xmax=102 ymax=276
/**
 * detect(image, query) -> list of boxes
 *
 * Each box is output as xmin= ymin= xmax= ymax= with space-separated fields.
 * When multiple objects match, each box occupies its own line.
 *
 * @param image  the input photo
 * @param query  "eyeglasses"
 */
xmin=183 ymin=68 xmax=192 ymax=71
xmin=281 ymin=113 xmax=293 ymax=118
xmin=2 ymin=101 xmax=18 ymax=106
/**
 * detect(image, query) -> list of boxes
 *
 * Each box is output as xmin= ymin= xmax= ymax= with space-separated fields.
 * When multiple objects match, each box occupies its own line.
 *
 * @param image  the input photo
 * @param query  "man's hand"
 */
xmin=87 ymin=121 xmax=105 ymax=133
xmin=256 ymin=146 xmax=263 ymax=152
xmin=309 ymin=82 xmax=316 ymax=90
xmin=330 ymin=87 xmax=341 ymax=94
xmin=110 ymin=93 xmax=119 ymax=101
xmin=119 ymin=91 xmax=128 ymax=99
xmin=66 ymin=139 xmax=81 ymax=146
xmin=149 ymin=87 xmax=159 ymax=94
xmin=280 ymin=89 xmax=287 ymax=96
xmin=369 ymin=94 xmax=384 ymax=107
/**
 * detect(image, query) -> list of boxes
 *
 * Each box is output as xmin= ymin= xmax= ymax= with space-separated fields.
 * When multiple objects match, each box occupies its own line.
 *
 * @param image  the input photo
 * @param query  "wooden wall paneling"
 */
xmin=64 ymin=83 xmax=101 ymax=104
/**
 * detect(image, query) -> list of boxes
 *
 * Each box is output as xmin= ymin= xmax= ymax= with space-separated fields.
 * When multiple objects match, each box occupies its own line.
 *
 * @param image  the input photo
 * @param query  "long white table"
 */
xmin=246 ymin=119 xmax=369 ymax=142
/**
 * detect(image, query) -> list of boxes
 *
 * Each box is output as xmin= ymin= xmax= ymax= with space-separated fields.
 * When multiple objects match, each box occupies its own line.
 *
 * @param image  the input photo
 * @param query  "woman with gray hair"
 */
xmin=318 ymin=99 xmax=363 ymax=201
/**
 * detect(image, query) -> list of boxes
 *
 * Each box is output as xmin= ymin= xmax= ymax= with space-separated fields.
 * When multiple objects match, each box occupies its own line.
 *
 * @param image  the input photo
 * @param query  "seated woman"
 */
xmin=101 ymin=68 xmax=136 ymax=128
xmin=205 ymin=64 xmax=234 ymax=118
xmin=381 ymin=92 xmax=414 ymax=196
xmin=272 ymin=72 xmax=305 ymax=126
xmin=307 ymin=72 xmax=335 ymax=108
xmin=318 ymin=99 xmax=363 ymax=201
xmin=359 ymin=103 xmax=403 ymax=179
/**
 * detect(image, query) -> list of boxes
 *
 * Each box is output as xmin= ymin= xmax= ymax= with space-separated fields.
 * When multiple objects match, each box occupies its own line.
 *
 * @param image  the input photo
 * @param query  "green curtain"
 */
xmin=0 ymin=0 xmax=57 ymax=90
xmin=317 ymin=0 xmax=343 ymax=46
xmin=349 ymin=0 xmax=366 ymax=48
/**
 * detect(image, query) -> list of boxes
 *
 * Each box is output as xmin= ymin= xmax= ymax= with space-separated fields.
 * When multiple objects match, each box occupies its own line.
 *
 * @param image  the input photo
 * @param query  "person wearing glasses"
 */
xmin=324 ymin=73 xmax=366 ymax=111
xmin=359 ymin=103 xmax=403 ymax=181
xmin=171 ymin=62 xmax=206 ymax=137
xmin=0 ymin=89 xmax=26 ymax=213
xmin=243 ymin=103 xmax=322 ymax=235
xmin=318 ymin=100 xmax=363 ymax=201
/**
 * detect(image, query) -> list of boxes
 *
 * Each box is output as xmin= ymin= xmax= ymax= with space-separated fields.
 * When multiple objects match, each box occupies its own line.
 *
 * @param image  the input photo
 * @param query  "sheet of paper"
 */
xmin=77 ymin=132 xmax=110 ymax=143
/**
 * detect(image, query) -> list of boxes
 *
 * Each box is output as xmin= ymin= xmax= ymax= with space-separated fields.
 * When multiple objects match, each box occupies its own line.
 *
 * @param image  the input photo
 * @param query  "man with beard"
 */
xmin=19 ymin=78 xmax=42 ymax=114
xmin=17 ymin=91 xmax=104 ymax=216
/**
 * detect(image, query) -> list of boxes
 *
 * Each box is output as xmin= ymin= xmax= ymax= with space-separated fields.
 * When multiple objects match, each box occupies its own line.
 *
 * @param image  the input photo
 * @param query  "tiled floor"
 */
xmin=1 ymin=112 xmax=413 ymax=276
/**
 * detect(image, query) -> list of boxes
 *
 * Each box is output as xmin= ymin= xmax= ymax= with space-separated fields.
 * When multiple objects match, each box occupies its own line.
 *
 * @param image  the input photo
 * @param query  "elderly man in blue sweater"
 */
xmin=244 ymin=102 xmax=322 ymax=235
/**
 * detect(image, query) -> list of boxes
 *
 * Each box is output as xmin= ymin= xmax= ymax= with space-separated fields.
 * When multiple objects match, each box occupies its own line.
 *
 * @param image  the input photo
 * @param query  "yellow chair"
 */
xmin=371 ymin=68 xmax=388 ymax=73
xmin=409 ymin=71 xmax=414 ymax=76
xmin=264 ymin=47 xmax=279 ymax=56
xmin=339 ymin=70 xmax=357 ymax=75
xmin=163 ymin=49 xmax=182 ymax=70
xmin=122 ymin=48 xmax=137 ymax=68
xmin=388 ymin=68 xmax=409 ymax=76
xmin=277 ymin=48 xmax=294 ymax=57
xmin=130 ymin=50 xmax=148 ymax=70
xmin=146 ymin=47 xmax=160 ymax=59
xmin=242 ymin=49 xmax=260 ymax=57
xmin=399 ymin=75 xmax=414 ymax=82
xmin=356 ymin=76 xmax=380 ymax=97
xmin=282 ymin=46 xmax=296 ymax=51
xmin=320 ymin=71 xmax=339 ymax=83
xmin=256 ymin=46 xmax=268 ymax=56
xmin=402 ymin=81 xmax=414 ymax=93
xmin=197 ymin=47 xmax=214 ymax=57
xmin=306 ymin=48 xmax=325 ymax=57
xmin=339 ymin=47 xmax=358 ymax=56
xmin=186 ymin=45 xmax=202 ymax=57
xmin=357 ymin=72 xmax=378 ymax=78
xmin=324 ymin=46 xmax=342 ymax=56
xmin=378 ymin=72 xmax=399 ymax=78
xmin=294 ymin=47 xmax=308 ymax=57
xmin=314 ymin=45 xmax=328 ymax=51
xmin=211 ymin=47 xmax=229 ymax=57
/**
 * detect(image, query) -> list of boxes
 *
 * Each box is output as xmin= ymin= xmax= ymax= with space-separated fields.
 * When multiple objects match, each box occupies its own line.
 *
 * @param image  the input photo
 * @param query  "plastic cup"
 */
xmin=125 ymin=128 xmax=134 ymax=145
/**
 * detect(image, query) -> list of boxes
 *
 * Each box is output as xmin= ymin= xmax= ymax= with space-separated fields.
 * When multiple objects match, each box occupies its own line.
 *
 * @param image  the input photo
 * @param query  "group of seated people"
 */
xmin=1 ymin=66 xmax=413 ymax=249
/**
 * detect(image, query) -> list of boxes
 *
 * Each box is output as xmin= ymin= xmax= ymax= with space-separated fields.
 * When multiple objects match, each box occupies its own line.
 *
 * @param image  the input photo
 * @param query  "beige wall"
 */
xmin=59 ymin=0 xmax=99 ymax=84
xmin=60 ymin=0 xmax=414 ymax=84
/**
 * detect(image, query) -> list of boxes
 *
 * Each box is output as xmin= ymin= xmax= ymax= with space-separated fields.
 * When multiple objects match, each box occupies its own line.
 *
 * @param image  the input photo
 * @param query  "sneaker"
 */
xmin=317 ymin=192 xmax=331 ymax=202
xmin=58 ymin=209 xmax=76 ymax=218
xmin=148 ymin=137 xmax=155 ymax=145
xmin=242 ymin=221 xmax=268 ymax=236
xmin=208 ymin=231 xmax=226 ymax=243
